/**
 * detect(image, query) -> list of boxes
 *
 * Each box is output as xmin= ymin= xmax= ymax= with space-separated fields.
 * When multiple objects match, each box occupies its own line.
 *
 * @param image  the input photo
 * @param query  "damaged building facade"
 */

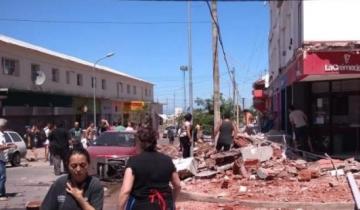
xmin=0 ymin=35 xmax=161 ymax=133
xmin=267 ymin=0 xmax=360 ymax=156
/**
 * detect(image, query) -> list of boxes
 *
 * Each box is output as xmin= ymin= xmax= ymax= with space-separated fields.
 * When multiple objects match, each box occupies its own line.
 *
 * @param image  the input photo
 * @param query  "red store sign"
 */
xmin=304 ymin=51 xmax=360 ymax=75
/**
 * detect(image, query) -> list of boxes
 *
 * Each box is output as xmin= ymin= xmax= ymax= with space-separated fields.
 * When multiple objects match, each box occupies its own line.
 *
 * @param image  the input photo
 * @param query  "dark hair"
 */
xmin=66 ymin=147 xmax=91 ymax=165
xmin=223 ymin=112 xmax=231 ymax=119
xmin=184 ymin=113 xmax=192 ymax=121
xmin=289 ymin=105 xmax=295 ymax=111
xmin=243 ymin=109 xmax=250 ymax=113
xmin=136 ymin=127 xmax=157 ymax=152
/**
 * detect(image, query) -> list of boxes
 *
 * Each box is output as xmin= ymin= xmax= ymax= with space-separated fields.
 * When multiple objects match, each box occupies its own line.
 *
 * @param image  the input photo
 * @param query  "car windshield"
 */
xmin=92 ymin=132 xmax=135 ymax=147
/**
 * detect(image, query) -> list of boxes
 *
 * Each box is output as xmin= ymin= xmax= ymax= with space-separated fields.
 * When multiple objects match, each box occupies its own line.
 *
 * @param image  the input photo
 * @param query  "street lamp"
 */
xmin=93 ymin=52 xmax=115 ymax=129
xmin=180 ymin=65 xmax=188 ymax=112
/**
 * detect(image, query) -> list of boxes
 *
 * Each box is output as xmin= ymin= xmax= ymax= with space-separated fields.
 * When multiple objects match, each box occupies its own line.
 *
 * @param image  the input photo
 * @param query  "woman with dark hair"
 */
xmin=214 ymin=112 xmax=237 ymax=152
xmin=179 ymin=113 xmax=192 ymax=158
xmin=118 ymin=127 xmax=181 ymax=210
xmin=41 ymin=148 xmax=104 ymax=210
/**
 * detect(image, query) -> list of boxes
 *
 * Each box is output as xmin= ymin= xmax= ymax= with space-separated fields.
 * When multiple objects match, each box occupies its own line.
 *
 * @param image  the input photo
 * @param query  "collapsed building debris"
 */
xmin=159 ymin=130 xmax=360 ymax=203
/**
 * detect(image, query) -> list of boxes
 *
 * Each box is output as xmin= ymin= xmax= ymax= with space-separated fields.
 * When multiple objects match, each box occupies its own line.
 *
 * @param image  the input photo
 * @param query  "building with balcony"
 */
xmin=267 ymin=0 xmax=360 ymax=156
xmin=0 ymin=35 xmax=159 ymax=132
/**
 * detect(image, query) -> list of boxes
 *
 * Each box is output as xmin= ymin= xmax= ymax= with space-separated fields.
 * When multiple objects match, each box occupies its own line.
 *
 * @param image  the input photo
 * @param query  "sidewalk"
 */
xmin=0 ymin=148 xmax=56 ymax=210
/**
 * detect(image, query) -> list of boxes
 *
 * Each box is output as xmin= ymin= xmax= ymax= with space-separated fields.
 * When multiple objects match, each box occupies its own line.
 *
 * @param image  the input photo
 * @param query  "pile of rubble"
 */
xmin=168 ymin=133 xmax=360 ymax=182
xmin=158 ymin=132 xmax=360 ymax=203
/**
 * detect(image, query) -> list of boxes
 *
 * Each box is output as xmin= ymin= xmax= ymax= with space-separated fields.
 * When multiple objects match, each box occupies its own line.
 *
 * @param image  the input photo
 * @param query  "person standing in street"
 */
xmin=0 ymin=118 xmax=17 ymax=201
xmin=41 ymin=148 xmax=104 ymax=210
xmin=69 ymin=122 xmax=82 ymax=149
xmin=179 ymin=113 xmax=192 ymax=158
xmin=167 ymin=127 xmax=175 ymax=145
xmin=43 ymin=123 xmax=53 ymax=162
xmin=288 ymin=105 xmax=313 ymax=152
xmin=25 ymin=125 xmax=39 ymax=161
xmin=86 ymin=123 xmax=96 ymax=143
xmin=125 ymin=122 xmax=135 ymax=132
xmin=49 ymin=122 xmax=70 ymax=175
xmin=214 ymin=113 xmax=237 ymax=152
xmin=118 ymin=127 xmax=181 ymax=210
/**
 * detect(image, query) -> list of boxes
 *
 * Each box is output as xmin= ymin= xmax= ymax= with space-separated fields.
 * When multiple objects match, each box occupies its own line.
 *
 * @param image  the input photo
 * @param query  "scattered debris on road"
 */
xmin=159 ymin=131 xmax=360 ymax=203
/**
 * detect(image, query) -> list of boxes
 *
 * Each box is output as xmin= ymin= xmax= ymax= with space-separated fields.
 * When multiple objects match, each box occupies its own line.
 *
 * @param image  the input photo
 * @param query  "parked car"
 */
xmin=3 ymin=131 xmax=27 ymax=166
xmin=87 ymin=131 xmax=137 ymax=181
xmin=162 ymin=125 xmax=177 ymax=138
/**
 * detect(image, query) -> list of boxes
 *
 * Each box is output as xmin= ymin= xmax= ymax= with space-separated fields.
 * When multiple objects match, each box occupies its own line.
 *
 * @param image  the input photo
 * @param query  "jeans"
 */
xmin=0 ymin=161 xmax=6 ymax=197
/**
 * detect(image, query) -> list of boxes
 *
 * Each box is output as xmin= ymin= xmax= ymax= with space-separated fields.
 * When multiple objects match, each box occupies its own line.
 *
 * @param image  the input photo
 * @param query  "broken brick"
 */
xmin=298 ymin=169 xmax=312 ymax=182
xmin=244 ymin=159 xmax=260 ymax=172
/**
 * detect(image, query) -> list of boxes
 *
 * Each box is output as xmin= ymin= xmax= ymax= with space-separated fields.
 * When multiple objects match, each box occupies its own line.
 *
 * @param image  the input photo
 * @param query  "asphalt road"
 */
xmin=0 ymin=136 xmax=177 ymax=210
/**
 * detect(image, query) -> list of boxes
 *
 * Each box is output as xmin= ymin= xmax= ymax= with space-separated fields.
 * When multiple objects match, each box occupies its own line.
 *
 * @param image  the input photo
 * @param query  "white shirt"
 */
xmin=0 ymin=131 xmax=8 ymax=162
xmin=125 ymin=127 xmax=134 ymax=132
xmin=289 ymin=110 xmax=307 ymax=128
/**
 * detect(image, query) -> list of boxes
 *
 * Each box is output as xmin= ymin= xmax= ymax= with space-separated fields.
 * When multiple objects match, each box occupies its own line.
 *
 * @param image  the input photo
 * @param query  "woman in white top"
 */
xmin=125 ymin=122 xmax=135 ymax=132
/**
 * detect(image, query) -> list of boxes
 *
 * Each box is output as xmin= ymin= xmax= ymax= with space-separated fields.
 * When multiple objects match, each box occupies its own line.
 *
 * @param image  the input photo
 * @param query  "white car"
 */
xmin=3 ymin=131 xmax=27 ymax=166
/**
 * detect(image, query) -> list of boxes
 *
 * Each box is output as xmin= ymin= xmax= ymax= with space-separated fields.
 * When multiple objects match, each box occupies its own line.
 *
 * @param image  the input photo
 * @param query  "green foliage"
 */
xmin=193 ymin=94 xmax=237 ymax=135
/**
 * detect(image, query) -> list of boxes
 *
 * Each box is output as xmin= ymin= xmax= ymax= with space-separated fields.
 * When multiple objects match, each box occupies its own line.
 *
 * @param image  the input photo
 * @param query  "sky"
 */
xmin=0 ymin=0 xmax=269 ymax=114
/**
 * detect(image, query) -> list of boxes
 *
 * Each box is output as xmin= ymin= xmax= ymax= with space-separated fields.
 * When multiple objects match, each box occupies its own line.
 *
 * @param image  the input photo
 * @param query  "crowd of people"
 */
xmin=0 ymin=106 xmax=312 ymax=209
xmin=0 ymin=116 xmax=182 ymax=209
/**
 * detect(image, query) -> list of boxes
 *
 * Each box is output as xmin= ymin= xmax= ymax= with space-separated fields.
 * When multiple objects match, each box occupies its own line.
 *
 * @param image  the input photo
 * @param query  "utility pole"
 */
xmin=180 ymin=66 xmax=187 ymax=112
xmin=188 ymin=1 xmax=193 ymax=116
xmin=211 ymin=0 xmax=220 ymax=131
xmin=242 ymin=97 xmax=245 ymax=110
xmin=173 ymin=92 xmax=176 ymax=115
xmin=236 ymin=89 xmax=240 ymax=126
xmin=231 ymin=68 xmax=236 ymax=118
xmin=166 ymin=98 xmax=168 ymax=114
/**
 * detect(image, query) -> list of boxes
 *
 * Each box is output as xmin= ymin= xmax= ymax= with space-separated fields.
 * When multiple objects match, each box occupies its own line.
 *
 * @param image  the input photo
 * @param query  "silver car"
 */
xmin=3 ymin=131 xmax=27 ymax=166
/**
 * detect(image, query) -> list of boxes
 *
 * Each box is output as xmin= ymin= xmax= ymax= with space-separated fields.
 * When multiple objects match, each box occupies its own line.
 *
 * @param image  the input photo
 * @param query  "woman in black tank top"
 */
xmin=214 ymin=113 xmax=237 ymax=152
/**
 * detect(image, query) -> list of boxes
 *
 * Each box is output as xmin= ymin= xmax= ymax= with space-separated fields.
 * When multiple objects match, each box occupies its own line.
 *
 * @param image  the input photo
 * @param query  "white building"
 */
xmin=0 ymin=35 xmax=160 ymax=132
xmin=267 ymin=0 xmax=360 ymax=155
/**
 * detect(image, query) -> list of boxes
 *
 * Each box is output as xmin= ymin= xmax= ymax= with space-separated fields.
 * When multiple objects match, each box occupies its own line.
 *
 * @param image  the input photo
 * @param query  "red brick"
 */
xmin=298 ymin=169 xmax=312 ymax=182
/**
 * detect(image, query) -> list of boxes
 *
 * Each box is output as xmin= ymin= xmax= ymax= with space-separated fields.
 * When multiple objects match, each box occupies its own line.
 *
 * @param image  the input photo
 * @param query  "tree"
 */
xmin=193 ymin=94 xmax=235 ymax=135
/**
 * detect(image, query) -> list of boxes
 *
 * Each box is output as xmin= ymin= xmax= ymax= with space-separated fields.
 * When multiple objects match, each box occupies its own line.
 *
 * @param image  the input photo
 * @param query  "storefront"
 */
xmin=270 ymin=50 xmax=360 ymax=156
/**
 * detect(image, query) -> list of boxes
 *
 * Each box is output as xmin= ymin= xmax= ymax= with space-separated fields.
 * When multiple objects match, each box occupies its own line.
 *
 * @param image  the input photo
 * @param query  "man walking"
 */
xmin=49 ymin=122 xmax=70 ymax=175
xmin=68 ymin=121 xmax=82 ymax=149
xmin=289 ymin=105 xmax=313 ymax=152
xmin=0 ymin=118 xmax=16 ymax=200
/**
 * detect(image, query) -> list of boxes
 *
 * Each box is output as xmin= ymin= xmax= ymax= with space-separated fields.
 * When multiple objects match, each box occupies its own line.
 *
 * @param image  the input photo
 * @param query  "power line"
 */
xmin=0 ymin=18 xmax=210 ymax=25
xmin=205 ymin=1 xmax=235 ymax=92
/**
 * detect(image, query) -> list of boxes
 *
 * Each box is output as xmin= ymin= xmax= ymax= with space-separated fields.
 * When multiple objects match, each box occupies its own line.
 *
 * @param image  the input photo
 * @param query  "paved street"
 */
xmin=0 ymin=156 xmax=56 ymax=210
xmin=0 ymin=148 xmax=123 ymax=210
xmin=0 ymin=137 xmax=184 ymax=210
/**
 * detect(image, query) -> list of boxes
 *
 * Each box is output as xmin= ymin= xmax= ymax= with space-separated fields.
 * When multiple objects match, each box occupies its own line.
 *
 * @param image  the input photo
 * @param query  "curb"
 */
xmin=179 ymin=191 xmax=354 ymax=210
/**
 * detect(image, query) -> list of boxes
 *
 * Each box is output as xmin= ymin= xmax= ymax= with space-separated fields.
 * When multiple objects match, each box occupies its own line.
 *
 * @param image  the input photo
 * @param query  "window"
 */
xmin=133 ymin=86 xmax=137 ymax=95
xmin=145 ymin=88 xmax=148 ymax=96
xmin=31 ymin=64 xmax=40 ymax=83
xmin=4 ymin=133 xmax=12 ymax=143
xmin=66 ymin=71 xmax=71 ymax=84
xmin=2 ymin=57 xmax=19 ymax=76
xmin=102 ymin=79 xmax=106 ymax=90
xmin=117 ymin=82 xmax=123 ymax=97
xmin=52 ymin=68 xmax=59 ymax=82
xmin=91 ymin=77 xmax=97 ymax=88
xmin=127 ymin=84 xmax=131 ymax=94
xmin=77 ymin=74 xmax=83 ymax=86
xmin=9 ymin=132 xmax=23 ymax=142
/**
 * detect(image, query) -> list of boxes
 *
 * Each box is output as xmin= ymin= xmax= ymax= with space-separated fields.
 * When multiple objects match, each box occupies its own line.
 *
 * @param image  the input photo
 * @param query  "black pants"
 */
xmin=294 ymin=125 xmax=309 ymax=151
xmin=180 ymin=136 xmax=191 ymax=158
xmin=216 ymin=142 xmax=231 ymax=152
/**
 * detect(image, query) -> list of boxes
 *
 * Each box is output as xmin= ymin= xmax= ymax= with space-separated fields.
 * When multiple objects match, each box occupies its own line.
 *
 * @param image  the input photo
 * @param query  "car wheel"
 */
xmin=11 ymin=152 xmax=21 ymax=167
